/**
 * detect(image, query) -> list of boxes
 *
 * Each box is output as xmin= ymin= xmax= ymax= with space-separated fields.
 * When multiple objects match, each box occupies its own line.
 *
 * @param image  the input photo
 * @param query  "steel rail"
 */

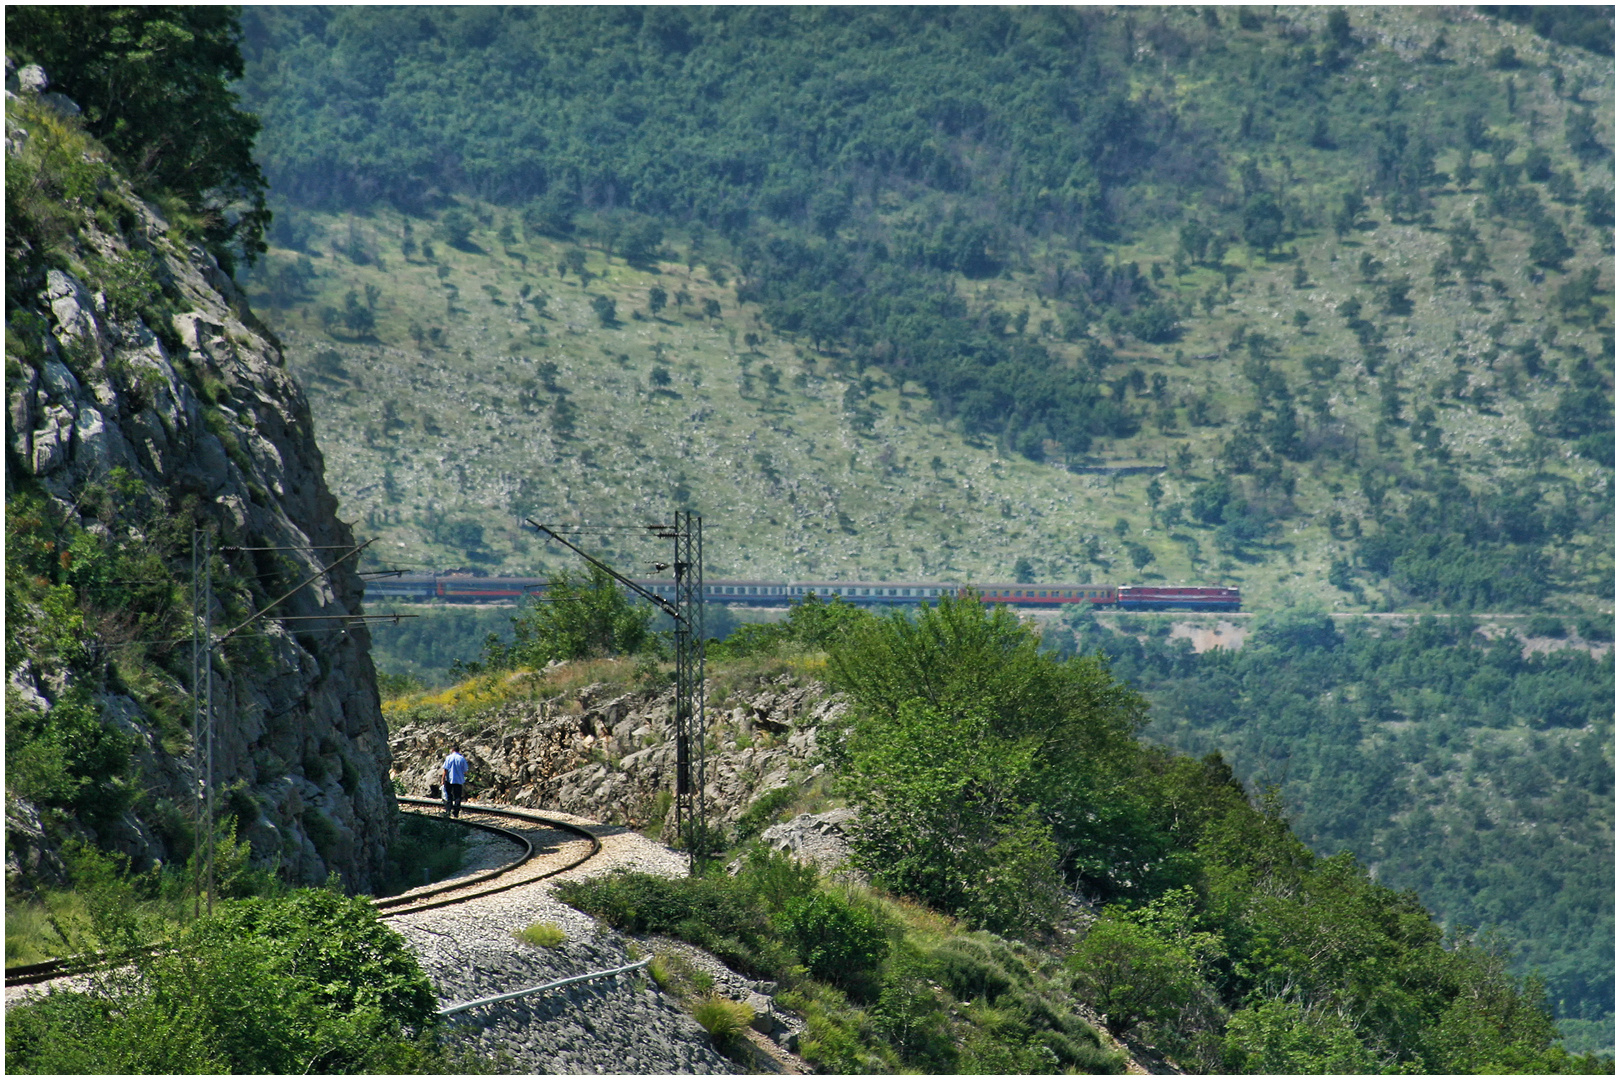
xmin=374 ymin=799 xmax=602 ymax=919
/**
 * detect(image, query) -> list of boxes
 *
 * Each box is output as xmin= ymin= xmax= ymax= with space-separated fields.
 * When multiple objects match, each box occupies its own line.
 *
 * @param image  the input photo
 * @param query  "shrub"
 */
xmin=1575 ymin=615 xmax=1612 ymax=642
xmin=1525 ymin=615 xmax=1567 ymax=639
xmin=774 ymin=889 xmax=890 ymax=995
xmin=555 ymin=871 xmax=788 ymax=977
xmin=5 ymin=687 xmax=132 ymax=828
xmin=5 ymin=889 xmax=446 ymax=1074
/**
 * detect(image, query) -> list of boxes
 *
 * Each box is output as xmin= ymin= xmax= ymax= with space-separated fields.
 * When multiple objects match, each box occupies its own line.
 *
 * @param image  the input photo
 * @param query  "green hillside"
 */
xmin=239 ymin=6 xmax=1613 ymax=614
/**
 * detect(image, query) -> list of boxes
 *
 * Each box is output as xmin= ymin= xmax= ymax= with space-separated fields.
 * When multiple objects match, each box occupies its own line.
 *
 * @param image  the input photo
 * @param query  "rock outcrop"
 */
xmin=756 ymin=809 xmax=859 ymax=878
xmin=388 ymin=676 xmax=845 ymax=840
xmin=5 ymin=69 xmax=395 ymax=890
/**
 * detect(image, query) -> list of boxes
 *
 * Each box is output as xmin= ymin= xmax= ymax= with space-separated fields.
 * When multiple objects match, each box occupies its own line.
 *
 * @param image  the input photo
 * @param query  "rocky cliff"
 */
xmin=387 ymin=674 xmax=845 ymax=842
xmin=5 ymin=65 xmax=395 ymax=891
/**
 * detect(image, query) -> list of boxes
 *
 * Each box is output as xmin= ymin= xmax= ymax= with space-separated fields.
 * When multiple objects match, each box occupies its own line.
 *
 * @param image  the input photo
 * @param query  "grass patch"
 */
xmin=692 ymin=994 xmax=755 ymax=1040
xmin=5 ymin=890 xmax=81 ymax=966
xmin=515 ymin=921 xmax=566 ymax=948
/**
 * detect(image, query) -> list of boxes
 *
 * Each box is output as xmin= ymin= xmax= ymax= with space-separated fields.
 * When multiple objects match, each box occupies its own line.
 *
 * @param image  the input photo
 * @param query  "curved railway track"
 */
xmin=5 ymin=801 xmax=603 ymax=989
xmin=375 ymin=799 xmax=601 ymax=919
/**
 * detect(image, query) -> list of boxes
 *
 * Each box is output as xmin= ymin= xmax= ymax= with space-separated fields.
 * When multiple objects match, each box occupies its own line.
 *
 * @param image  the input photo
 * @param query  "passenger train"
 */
xmin=363 ymin=574 xmax=1241 ymax=611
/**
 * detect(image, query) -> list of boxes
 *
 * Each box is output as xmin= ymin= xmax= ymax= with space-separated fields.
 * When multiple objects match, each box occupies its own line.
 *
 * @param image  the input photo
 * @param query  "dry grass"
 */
xmin=692 ymin=995 xmax=756 ymax=1040
xmin=381 ymin=655 xmax=644 ymax=718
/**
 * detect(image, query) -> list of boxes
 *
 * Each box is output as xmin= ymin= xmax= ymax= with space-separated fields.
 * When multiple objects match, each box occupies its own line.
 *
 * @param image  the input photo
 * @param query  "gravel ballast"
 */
xmin=394 ymin=812 xmax=736 ymax=1074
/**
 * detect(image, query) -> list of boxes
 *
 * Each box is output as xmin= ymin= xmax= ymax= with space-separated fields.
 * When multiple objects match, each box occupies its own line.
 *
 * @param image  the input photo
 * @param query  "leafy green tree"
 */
xmin=830 ymin=595 xmax=1151 ymax=927
xmin=1242 ymin=192 xmax=1285 ymax=254
xmin=647 ymin=284 xmax=667 ymax=316
xmin=6 ymin=6 xmax=270 ymax=272
xmin=524 ymin=189 xmax=577 ymax=237
xmin=619 ymin=220 xmax=664 ymax=265
xmin=437 ymin=206 xmax=476 ymax=249
xmin=1529 ymin=216 xmax=1574 ymax=269
xmin=839 ymin=697 xmax=1065 ymax=934
xmin=474 ymin=566 xmax=653 ymax=672
xmin=1069 ymin=887 xmax=1226 ymax=1049
xmin=1221 ymin=997 xmax=1381 ymax=1073
xmin=589 ymin=294 xmax=617 ymax=327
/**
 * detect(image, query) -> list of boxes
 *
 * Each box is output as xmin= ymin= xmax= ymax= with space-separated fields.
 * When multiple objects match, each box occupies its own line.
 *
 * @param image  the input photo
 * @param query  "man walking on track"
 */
xmin=442 ymin=745 xmax=468 ymax=818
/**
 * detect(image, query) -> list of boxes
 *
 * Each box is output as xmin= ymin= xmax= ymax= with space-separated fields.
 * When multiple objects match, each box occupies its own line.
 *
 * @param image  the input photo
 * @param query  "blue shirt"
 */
xmin=443 ymin=751 xmax=468 ymax=785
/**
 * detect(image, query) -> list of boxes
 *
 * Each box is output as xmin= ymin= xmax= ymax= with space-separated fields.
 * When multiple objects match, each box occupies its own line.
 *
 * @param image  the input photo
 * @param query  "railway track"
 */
xmin=375 ymin=799 xmax=601 ymax=919
xmin=5 ymin=800 xmax=603 ymax=989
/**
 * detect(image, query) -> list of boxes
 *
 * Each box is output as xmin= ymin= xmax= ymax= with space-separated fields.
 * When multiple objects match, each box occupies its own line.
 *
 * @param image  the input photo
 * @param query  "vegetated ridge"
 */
xmin=377 ymin=593 xmax=1611 ymax=1073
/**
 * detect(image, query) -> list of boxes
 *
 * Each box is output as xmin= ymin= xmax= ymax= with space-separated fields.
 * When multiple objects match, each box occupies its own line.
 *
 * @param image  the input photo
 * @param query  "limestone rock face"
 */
xmin=5 ymin=88 xmax=395 ymax=891
xmin=389 ymin=676 xmax=845 ymax=842
xmin=757 ymin=808 xmax=860 ymax=878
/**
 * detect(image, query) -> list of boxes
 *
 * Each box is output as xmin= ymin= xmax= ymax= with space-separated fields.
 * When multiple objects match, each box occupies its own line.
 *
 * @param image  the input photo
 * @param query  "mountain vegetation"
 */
xmin=237 ymin=5 xmax=1611 ymax=619
xmin=1047 ymin=607 xmax=1612 ymax=1052
xmin=524 ymin=591 xmax=1610 ymax=1073
xmin=229 ymin=4 xmax=1611 ymax=1056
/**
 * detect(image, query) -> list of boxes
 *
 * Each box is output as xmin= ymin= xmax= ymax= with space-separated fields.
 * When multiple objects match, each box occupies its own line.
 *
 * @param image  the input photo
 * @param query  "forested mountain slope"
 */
xmin=1049 ymin=608 xmax=1613 ymax=1054
xmin=239 ymin=5 xmax=1611 ymax=617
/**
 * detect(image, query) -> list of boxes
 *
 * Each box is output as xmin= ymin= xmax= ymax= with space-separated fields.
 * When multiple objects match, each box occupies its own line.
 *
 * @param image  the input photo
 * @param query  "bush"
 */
xmin=1525 ymin=615 xmax=1567 ymax=639
xmin=5 ymin=889 xmax=446 ymax=1074
xmin=1066 ymin=888 xmax=1225 ymax=1043
xmin=1574 ymin=615 xmax=1613 ymax=642
xmin=5 ymin=687 xmax=131 ymax=828
xmin=555 ymin=871 xmax=788 ymax=977
xmin=774 ymin=889 xmax=890 ymax=994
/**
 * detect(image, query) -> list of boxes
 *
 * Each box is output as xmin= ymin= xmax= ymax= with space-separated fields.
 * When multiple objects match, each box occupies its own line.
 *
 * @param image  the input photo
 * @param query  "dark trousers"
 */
xmin=444 ymin=782 xmax=464 ymax=817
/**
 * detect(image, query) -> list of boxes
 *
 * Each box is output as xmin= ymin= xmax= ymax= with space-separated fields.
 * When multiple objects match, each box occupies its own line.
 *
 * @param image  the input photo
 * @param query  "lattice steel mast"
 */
xmin=528 ymin=514 xmax=707 ymax=871
xmin=666 ymin=511 xmax=706 ymax=861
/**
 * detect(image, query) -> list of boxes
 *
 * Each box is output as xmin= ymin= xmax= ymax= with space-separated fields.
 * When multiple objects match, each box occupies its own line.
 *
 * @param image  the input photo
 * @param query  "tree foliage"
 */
xmin=6 ymin=5 xmax=270 ymax=271
xmin=1057 ymin=610 xmax=1614 ymax=1036
xmin=467 ymin=565 xmax=654 ymax=673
